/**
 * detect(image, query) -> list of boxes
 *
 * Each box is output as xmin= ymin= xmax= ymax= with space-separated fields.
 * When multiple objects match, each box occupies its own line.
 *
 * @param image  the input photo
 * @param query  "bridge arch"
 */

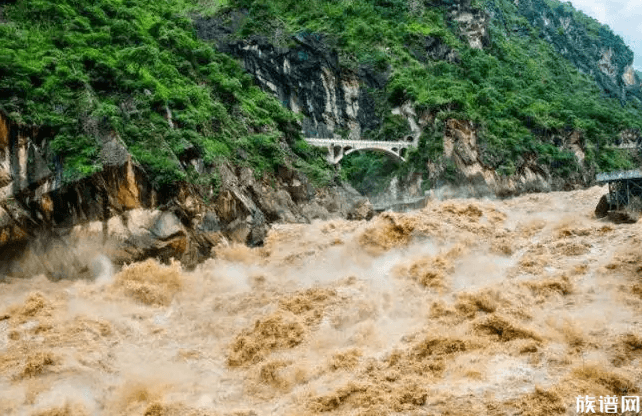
xmin=303 ymin=137 xmax=414 ymax=165
xmin=340 ymin=147 xmax=405 ymax=163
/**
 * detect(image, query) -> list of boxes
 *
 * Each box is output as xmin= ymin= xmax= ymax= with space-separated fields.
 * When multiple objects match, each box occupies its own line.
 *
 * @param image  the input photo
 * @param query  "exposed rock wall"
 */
xmin=194 ymin=16 xmax=385 ymax=141
xmin=425 ymin=0 xmax=491 ymax=49
xmin=194 ymin=11 xmax=466 ymax=142
xmin=441 ymin=119 xmax=551 ymax=195
xmin=447 ymin=0 xmax=491 ymax=49
xmin=0 ymin=111 xmax=372 ymax=279
xmin=427 ymin=119 xmax=600 ymax=197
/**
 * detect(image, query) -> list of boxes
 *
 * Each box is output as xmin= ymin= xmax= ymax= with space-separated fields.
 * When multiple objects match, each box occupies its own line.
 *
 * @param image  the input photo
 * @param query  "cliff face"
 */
xmin=3 ymin=0 xmax=642 ymax=277
xmin=433 ymin=0 xmax=491 ymax=50
xmin=195 ymin=15 xmax=385 ymax=142
xmin=0 ymin=111 xmax=372 ymax=279
xmin=193 ymin=3 xmax=478 ymax=143
xmin=486 ymin=0 xmax=641 ymax=102
xmin=194 ymin=0 xmax=642 ymax=201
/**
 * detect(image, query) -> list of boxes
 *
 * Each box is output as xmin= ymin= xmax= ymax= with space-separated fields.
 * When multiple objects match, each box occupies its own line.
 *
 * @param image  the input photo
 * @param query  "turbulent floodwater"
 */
xmin=1 ymin=186 xmax=642 ymax=416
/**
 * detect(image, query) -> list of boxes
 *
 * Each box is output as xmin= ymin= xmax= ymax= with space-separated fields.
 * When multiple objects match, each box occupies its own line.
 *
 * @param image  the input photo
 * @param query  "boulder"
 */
xmin=348 ymin=199 xmax=374 ymax=221
xmin=151 ymin=211 xmax=185 ymax=241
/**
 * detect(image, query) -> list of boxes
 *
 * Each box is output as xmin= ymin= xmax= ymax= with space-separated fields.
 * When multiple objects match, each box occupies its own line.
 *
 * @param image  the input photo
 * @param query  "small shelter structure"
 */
xmin=595 ymin=170 xmax=642 ymax=220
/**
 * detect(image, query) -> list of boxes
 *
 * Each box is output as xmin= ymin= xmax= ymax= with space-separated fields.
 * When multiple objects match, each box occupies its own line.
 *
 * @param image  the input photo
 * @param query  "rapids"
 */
xmin=1 ymin=185 xmax=641 ymax=415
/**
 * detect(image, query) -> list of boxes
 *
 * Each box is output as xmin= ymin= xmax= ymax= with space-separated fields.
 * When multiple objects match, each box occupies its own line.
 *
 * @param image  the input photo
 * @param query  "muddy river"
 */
xmin=1 ymin=185 xmax=641 ymax=415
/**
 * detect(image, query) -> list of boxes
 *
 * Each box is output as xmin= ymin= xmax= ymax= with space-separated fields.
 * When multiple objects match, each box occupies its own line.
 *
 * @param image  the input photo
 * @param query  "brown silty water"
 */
xmin=1 ymin=185 xmax=642 ymax=415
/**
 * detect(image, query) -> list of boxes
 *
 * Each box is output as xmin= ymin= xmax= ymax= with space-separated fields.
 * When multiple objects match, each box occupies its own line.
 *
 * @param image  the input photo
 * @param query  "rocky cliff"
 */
xmin=2 ymin=0 xmax=642 ymax=280
xmin=486 ymin=0 xmax=641 ymax=103
xmin=0 ymin=111 xmax=372 ymax=279
xmin=195 ymin=14 xmax=384 ymax=142
xmin=197 ymin=0 xmax=641 ymax=200
xmin=193 ymin=1 xmax=486 ymax=143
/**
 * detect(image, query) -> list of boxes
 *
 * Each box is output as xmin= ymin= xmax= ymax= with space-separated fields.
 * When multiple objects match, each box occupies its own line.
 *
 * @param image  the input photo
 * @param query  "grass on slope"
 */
xmin=213 ymin=0 xmax=642 ymax=188
xmin=0 ymin=0 xmax=332 ymax=189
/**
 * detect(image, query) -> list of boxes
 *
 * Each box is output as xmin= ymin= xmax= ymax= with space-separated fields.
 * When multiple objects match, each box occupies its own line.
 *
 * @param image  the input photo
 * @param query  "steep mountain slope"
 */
xmin=492 ymin=0 xmax=641 ymax=103
xmin=2 ymin=0 xmax=642 ymax=272
xmin=0 ymin=0 xmax=367 ymax=274
xmin=195 ymin=0 xmax=642 ymax=195
xmin=0 ymin=0 xmax=333 ymax=188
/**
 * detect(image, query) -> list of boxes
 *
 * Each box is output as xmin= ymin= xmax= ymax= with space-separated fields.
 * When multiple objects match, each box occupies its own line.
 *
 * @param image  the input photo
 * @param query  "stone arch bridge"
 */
xmin=303 ymin=137 xmax=416 ymax=164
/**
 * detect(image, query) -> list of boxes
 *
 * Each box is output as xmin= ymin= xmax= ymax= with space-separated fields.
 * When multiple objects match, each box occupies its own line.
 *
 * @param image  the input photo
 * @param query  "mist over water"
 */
xmin=1 ymin=185 xmax=642 ymax=415
xmin=91 ymin=255 xmax=114 ymax=287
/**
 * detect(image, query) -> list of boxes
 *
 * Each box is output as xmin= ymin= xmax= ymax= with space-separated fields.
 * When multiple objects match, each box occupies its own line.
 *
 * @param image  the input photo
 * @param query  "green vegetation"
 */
xmin=215 ymin=0 xmax=642 ymax=191
xmin=193 ymin=0 xmax=229 ymax=16
xmin=542 ymin=0 xmax=602 ymax=38
xmin=1 ymin=0 xmax=640 ymax=197
xmin=341 ymin=151 xmax=400 ymax=195
xmin=0 ymin=0 xmax=331 ymax=189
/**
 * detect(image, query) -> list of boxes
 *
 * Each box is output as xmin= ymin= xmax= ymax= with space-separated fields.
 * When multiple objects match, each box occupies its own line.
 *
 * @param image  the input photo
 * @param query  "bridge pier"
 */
xmin=328 ymin=145 xmax=346 ymax=164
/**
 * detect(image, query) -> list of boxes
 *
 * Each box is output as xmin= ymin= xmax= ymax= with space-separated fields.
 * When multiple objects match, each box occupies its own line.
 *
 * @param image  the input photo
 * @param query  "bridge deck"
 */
xmin=596 ymin=169 xmax=642 ymax=183
xmin=304 ymin=138 xmax=412 ymax=148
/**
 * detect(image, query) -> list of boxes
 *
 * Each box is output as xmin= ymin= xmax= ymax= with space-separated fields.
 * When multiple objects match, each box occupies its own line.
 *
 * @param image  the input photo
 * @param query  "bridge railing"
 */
xmin=304 ymin=138 xmax=413 ymax=148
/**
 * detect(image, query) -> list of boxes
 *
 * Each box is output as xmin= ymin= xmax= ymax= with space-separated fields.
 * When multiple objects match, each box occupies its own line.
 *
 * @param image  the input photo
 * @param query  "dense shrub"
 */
xmin=218 ymin=0 xmax=642 ymax=190
xmin=0 ymin=0 xmax=328 ymax=189
xmin=4 ymin=0 xmax=639 ymax=195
